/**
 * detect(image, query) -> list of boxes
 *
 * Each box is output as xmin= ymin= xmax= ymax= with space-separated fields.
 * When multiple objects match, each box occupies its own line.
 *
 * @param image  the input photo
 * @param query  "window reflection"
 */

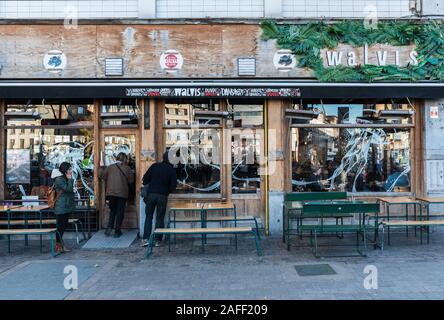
xmin=291 ymin=102 xmax=414 ymax=125
xmin=6 ymin=102 xmax=94 ymax=126
xmin=101 ymin=99 xmax=139 ymax=126
xmin=231 ymin=132 xmax=261 ymax=194
xmin=291 ymin=127 xmax=411 ymax=192
xmin=164 ymin=100 xmax=220 ymax=126
xmin=5 ymin=128 xmax=94 ymax=200
xmin=165 ymin=129 xmax=221 ymax=194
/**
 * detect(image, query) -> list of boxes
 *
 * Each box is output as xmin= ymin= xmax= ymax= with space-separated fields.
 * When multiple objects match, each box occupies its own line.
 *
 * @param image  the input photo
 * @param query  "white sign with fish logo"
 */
xmin=43 ymin=50 xmax=67 ymax=73
xmin=273 ymin=49 xmax=297 ymax=72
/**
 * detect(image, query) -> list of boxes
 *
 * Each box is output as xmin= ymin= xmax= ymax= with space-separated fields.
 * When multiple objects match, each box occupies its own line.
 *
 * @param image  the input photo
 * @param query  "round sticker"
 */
xmin=43 ymin=50 xmax=67 ymax=73
xmin=273 ymin=49 xmax=297 ymax=72
xmin=160 ymin=50 xmax=183 ymax=73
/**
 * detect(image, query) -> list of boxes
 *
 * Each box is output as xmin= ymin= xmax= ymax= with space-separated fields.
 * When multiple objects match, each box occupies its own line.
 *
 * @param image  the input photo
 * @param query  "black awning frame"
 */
xmin=0 ymin=80 xmax=443 ymax=99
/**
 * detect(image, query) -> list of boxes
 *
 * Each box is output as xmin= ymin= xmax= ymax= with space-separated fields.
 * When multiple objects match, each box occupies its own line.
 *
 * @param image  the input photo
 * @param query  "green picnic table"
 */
xmin=283 ymin=192 xmax=348 ymax=250
xmin=300 ymin=200 xmax=379 ymax=257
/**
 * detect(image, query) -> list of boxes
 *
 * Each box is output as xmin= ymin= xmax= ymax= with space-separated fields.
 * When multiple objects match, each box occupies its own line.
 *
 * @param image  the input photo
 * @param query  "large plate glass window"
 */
xmin=4 ymin=100 xmax=95 ymax=201
xmin=164 ymin=100 xmax=221 ymax=194
xmin=101 ymin=99 xmax=139 ymax=127
xmin=290 ymin=100 xmax=414 ymax=193
xmin=228 ymin=102 xmax=264 ymax=194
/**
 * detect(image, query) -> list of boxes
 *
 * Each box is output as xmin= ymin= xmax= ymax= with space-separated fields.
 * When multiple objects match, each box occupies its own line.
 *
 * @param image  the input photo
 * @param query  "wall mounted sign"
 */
xmin=260 ymin=20 xmax=440 ymax=82
xmin=273 ymin=49 xmax=297 ymax=72
xmin=430 ymin=106 xmax=439 ymax=119
xmin=321 ymin=43 xmax=418 ymax=67
xmin=43 ymin=50 xmax=67 ymax=73
xmin=126 ymin=87 xmax=301 ymax=98
xmin=160 ymin=49 xmax=183 ymax=73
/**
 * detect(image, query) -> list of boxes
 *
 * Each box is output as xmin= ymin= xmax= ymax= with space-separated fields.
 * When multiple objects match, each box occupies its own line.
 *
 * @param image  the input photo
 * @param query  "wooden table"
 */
xmin=376 ymin=197 xmax=422 ymax=245
xmin=415 ymin=197 xmax=444 ymax=244
xmin=168 ymin=202 xmax=238 ymax=248
xmin=0 ymin=205 xmax=50 ymax=247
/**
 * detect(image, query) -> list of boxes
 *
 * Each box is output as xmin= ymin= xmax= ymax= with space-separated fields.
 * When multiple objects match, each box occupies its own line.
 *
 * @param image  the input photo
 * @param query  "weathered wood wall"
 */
xmin=0 ymin=24 xmax=312 ymax=79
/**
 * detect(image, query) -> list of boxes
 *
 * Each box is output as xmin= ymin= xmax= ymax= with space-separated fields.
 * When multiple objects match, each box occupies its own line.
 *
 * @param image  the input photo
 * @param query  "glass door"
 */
xmin=100 ymin=132 xmax=138 ymax=229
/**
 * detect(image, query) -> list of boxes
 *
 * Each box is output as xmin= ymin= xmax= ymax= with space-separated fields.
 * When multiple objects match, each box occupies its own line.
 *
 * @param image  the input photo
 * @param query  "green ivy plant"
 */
xmin=261 ymin=20 xmax=444 ymax=82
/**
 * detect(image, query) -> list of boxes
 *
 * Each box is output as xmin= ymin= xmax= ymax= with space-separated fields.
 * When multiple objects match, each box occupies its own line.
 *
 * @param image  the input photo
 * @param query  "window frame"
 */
xmin=289 ymin=100 xmax=416 ymax=196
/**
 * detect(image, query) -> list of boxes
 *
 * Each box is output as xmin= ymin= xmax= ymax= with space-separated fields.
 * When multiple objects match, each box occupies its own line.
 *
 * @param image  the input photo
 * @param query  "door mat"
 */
xmin=294 ymin=264 xmax=337 ymax=276
xmin=82 ymin=229 xmax=138 ymax=249
xmin=0 ymin=260 xmax=99 ymax=300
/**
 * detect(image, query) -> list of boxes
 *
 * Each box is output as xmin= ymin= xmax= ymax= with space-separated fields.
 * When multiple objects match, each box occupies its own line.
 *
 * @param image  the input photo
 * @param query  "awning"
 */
xmin=0 ymin=79 xmax=443 ymax=99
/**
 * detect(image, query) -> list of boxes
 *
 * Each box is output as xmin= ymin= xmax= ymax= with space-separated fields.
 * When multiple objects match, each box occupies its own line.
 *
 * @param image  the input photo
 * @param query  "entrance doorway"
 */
xmin=100 ymin=131 xmax=139 ymax=229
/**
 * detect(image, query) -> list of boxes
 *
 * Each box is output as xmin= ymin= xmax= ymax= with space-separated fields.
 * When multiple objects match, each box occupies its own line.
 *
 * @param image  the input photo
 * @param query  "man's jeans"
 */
xmin=144 ymin=193 xmax=168 ymax=241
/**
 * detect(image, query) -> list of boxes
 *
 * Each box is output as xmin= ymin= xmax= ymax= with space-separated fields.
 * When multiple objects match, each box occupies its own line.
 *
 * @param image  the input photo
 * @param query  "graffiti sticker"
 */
xmin=43 ymin=50 xmax=67 ymax=73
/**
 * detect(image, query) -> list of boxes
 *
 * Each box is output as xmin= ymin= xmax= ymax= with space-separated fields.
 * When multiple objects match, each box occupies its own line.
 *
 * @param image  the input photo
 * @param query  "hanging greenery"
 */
xmin=260 ymin=20 xmax=444 ymax=82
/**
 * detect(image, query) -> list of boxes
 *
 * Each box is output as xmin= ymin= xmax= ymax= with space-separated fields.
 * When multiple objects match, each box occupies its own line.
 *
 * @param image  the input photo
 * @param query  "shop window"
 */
xmin=164 ymin=100 xmax=220 ymax=126
xmin=231 ymin=104 xmax=264 ymax=127
xmin=163 ymin=100 xmax=222 ymax=194
xmin=228 ymin=103 xmax=264 ymax=194
xmin=291 ymin=102 xmax=414 ymax=126
xmin=5 ymin=128 xmax=94 ymax=201
xmin=5 ymin=101 xmax=94 ymax=126
xmin=165 ymin=128 xmax=221 ymax=194
xmin=101 ymin=99 xmax=139 ymax=127
xmin=231 ymin=132 xmax=262 ymax=194
xmin=290 ymin=100 xmax=414 ymax=193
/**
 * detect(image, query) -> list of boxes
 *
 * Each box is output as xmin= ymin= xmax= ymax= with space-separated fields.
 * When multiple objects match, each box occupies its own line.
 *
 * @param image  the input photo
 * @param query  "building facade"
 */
xmin=0 ymin=0 xmax=443 ymax=235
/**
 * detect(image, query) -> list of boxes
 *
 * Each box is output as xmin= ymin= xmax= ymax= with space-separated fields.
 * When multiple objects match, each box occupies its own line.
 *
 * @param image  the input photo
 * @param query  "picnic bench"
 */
xmin=283 ymin=192 xmax=348 ymax=250
xmin=0 ymin=218 xmax=86 ymax=244
xmin=300 ymin=200 xmax=379 ymax=257
xmin=379 ymin=220 xmax=444 ymax=250
xmin=145 ymin=202 xmax=262 ymax=258
xmin=145 ymin=227 xmax=262 ymax=258
xmin=0 ymin=228 xmax=57 ymax=256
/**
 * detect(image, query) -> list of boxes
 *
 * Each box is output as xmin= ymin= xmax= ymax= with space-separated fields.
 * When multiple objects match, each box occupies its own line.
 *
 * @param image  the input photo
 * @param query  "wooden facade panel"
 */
xmin=0 ymin=25 xmax=97 ymax=78
xmin=0 ymin=24 xmax=312 ymax=79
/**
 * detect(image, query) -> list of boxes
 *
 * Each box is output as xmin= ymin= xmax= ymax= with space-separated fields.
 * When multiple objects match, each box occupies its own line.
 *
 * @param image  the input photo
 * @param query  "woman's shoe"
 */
xmin=55 ymin=243 xmax=63 ymax=254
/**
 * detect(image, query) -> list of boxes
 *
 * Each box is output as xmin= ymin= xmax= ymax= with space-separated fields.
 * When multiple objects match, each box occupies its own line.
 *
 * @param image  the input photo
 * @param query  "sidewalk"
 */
xmin=2 ymin=230 xmax=444 ymax=300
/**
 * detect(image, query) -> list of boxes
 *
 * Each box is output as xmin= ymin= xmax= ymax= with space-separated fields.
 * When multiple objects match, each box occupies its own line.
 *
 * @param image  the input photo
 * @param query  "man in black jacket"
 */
xmin=141 ymin=151 xmax=177 ymax=247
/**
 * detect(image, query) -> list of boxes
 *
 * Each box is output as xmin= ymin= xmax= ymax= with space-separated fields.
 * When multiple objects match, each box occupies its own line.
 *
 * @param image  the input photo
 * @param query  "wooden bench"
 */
xmin=379 ymin=219 xmax=444 ymax=250
xmin=167 ymin=216 xmax=261 ymax=239
xmin=145 ymin=227 xmax=262 ymax=258
xmin=0 ymin=228 xmax=58 ymax=256
xmin=283 ymin=192 xmax=348 ymax=250
xmin=0 ymin=219 xmax=85 ymax=244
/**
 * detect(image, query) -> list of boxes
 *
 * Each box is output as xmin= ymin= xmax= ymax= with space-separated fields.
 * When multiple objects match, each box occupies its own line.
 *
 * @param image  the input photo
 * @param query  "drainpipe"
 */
xmin=264 ymin=100 xmax=269 ymax=237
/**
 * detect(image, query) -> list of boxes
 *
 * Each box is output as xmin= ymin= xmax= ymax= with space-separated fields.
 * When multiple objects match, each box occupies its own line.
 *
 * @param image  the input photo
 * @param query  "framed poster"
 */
xmin=6 ymin=149 xmax=31 ymax=184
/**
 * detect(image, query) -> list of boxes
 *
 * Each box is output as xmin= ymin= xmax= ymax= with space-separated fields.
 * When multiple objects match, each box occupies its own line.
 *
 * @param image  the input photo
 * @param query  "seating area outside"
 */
xmin=0 ymin=201 xmax=95 ymax=256
xmin=283 ymin=192 xmax=444 ymax=257
xmin=145 ymin=202 xmax=263 ymax=258
xmin=3 ymin=193 xmax=444 ymax=259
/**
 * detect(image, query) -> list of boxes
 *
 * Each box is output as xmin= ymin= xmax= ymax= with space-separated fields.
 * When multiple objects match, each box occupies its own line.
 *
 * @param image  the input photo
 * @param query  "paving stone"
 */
xmin=2 ymin=232 xmax=444 ymax=299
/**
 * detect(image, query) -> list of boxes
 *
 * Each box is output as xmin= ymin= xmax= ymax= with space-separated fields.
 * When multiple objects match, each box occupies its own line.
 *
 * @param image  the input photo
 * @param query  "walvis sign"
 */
xmin=321 ymin=43 xmax=418 ymax=68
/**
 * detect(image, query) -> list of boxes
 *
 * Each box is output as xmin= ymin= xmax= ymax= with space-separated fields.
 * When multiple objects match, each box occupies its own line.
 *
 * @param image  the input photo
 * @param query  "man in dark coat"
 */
xmin=141 ymin=151 xmax=177 ymax=247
